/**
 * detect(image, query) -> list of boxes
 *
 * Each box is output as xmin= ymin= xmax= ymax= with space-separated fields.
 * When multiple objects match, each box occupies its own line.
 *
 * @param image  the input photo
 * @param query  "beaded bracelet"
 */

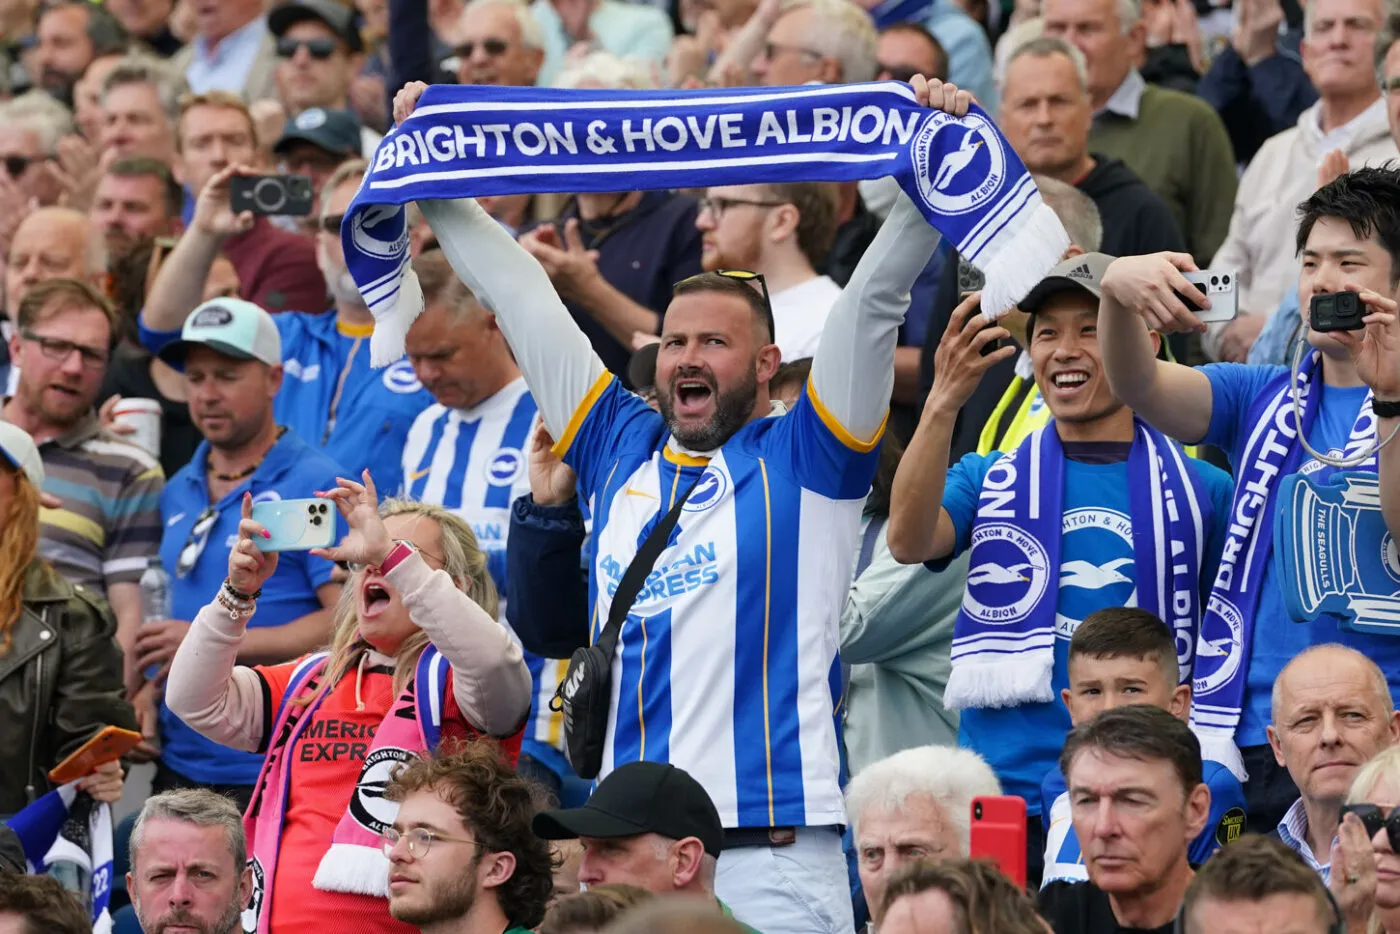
xmin=223 ymin=579 xmax=262 ymax=602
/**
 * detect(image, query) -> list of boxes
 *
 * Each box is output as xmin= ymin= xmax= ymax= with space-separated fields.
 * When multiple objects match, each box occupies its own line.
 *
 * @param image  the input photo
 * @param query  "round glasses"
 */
xmin=380 ymin=826 xmax=485 ymax=858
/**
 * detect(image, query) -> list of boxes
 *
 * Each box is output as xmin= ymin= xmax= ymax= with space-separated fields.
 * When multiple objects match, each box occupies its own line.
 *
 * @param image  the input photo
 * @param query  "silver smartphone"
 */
xmin=1179 ymin=269 xmax=1239 ymax=324
xmin=251 ymin=498 xmax=336 ymax=552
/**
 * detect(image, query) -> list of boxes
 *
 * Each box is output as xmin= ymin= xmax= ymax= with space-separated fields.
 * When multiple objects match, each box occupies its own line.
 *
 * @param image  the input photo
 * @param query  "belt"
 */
xmin=721 ymin=826 xmax=798 ymax=850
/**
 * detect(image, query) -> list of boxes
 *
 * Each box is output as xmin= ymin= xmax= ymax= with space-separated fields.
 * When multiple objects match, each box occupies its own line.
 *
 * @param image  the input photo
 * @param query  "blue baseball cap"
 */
xmin=157 ymin=299 xmax=283 ymax=370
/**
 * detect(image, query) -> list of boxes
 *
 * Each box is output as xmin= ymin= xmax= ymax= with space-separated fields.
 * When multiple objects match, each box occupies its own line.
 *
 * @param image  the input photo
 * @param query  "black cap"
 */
xmin=274 ymin=107 xmax=362 ymax=158
xmin=268 ymin=0 xmax=363 ymax=51
xmin=627 ymin=342 xmax=659 ymax=392
xmin=532 ymin=762 xmax=724 ymax=858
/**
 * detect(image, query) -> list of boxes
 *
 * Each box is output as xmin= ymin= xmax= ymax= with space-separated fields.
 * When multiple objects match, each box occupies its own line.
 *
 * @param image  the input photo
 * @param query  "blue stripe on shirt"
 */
xmin=614 ymin=606 xmax=674 ymax=765
xmin=442 ymin=418 xmax=481 ymax=510
xmin=409 ymin=410 xmax=451 ymax=500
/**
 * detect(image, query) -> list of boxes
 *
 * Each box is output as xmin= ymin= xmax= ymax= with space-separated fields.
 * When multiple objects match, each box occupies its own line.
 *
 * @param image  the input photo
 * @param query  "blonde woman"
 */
xmin=165 ymin=472 xmax=532 ymax=934
xmin=1332 ymin=745 xmax=1400 ymax=933
xmin=0 ymin=423 xmax=133 ymax=816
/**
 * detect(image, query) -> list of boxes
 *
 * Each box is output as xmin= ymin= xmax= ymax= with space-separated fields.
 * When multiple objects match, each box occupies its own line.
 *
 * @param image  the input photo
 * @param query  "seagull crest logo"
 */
xmin=909 ymin=111 xmax=1008 ymax=217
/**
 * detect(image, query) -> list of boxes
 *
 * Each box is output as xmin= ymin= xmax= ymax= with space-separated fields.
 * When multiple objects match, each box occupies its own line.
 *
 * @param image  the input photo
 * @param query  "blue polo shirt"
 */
xmin=140 ymin=312 xmax=434 ymax=494
xmin=157 ymin=428 xmax=347 ymax=785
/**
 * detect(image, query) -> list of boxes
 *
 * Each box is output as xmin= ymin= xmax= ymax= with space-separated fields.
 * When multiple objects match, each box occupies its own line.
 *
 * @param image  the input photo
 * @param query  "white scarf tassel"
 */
xmin=979 ymin=201 xmax=1073 ymax=320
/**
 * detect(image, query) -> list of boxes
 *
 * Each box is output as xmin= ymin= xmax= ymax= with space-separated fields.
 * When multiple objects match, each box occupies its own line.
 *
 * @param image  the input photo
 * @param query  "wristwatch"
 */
xmin=1373 ymin=398 xmax=1400 ymax=419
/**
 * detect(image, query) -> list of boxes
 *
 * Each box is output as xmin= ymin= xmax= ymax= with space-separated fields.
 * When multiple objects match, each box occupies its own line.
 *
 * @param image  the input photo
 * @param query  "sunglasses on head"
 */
xmin=276 ymin=36 xmax=339 ymax=59
xmin=3 ymin=155 xmax=32 ymax=178
xmin=1340 ymin=803 xmax=1400 ymax=850
xmin=673 ymin=269 xmax=776 ymax=341
xmin=453 ymin=38 xmax=510 ymax=58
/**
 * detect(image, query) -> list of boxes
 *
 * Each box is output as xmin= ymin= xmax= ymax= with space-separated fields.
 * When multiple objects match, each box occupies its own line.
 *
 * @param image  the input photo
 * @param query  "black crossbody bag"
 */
xmin=550 ymin=478 xmax=699 ymax=778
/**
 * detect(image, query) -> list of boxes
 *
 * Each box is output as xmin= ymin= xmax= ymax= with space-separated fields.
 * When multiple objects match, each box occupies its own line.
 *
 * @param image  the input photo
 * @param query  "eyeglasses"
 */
xmin=672 ymin=269 xmax=776 ymax=340
xmin=317 ymin=213 xmax=345 ymax=234
xmin=879 ymin=64 xmax=923 ymax=83
xmin=344 ymin=539 xmax=447 ymax=574
xmin=176 ymin=507 xmax=219 ymax=578
xmin=1340 ymin=803 xmax=1400 ymax=851
xmin=276 ymin=36 xmax=339 ymax=59
xmin=380 ymin=826 xmax=486 ymax=858
xmin=696 ymin=196 xmax=786 ymax=219
xmin=453 ymin=38 xmax=510 ymax=59
xmin=760 ymin=40 xmax=822 ymax=62
xmin=20 ymin=330 xmax=109 ymax=371
xmin=2 ymin=155 xmax=31 ymax=178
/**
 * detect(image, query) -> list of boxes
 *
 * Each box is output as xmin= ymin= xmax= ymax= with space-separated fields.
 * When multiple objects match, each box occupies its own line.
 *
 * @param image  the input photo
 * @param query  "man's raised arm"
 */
xmin=808 ymin=80 xmax=969 ymax=444
xmin=397 ymin=87 xmax=604 ymax=439
xmin=1098 ymin=253 xmax=1217 ymax=444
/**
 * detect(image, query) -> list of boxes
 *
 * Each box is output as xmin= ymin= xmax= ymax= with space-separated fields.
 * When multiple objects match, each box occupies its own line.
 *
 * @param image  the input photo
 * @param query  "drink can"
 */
xmin=111 ymin=398 xmax=162 ymax=458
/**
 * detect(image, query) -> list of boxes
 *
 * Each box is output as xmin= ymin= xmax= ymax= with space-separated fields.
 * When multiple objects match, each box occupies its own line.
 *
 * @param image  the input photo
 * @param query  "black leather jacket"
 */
xmin=0 ymin=559 xmax=136 ymax=816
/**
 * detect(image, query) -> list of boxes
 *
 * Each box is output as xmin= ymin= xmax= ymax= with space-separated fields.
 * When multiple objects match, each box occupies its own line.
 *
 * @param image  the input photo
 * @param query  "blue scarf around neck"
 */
xmin=343 ymin=81 xmax=1067 ymax=365
xmin=944 ymin=417 xmax=1209 ymax=712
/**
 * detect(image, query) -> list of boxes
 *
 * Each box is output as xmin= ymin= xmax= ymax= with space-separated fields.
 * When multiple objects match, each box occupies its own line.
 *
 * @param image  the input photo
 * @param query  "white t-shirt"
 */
xmin=770 ymin=275 xmax=843 ymax=361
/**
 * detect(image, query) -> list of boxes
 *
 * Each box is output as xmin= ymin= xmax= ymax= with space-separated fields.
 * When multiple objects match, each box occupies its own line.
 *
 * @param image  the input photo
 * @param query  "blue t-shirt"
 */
xmin=936 ymin=448 xmax=1234 ymax=807
xmin=157 ymin=429 xmax=347 ymax=785
xmin=1202 ymin=362 xmax=1400 ymax=746
xmin=140 ymin=312 xmax=433 ymax=494
xmin=1040 ymin=757 xmax=1247 ymax=882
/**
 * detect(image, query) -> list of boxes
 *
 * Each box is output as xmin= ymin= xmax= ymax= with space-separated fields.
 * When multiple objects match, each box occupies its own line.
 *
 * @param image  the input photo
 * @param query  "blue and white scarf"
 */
xmin=945 ymin=418 xmax=1208 ymax=711
xmin=344 ymin=82 xmax=1067 ymax=365
xmin=5 ymin=781 xmax=114 ymax=934
xmin=1190 ymin=350 xmax=1376 ymax=780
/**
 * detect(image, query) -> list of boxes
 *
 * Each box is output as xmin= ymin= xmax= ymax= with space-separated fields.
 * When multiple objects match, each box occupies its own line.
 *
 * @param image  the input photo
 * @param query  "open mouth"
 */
xmin=1050 ymin=370 xmax=1090 ymax=393
xmin=362 ymin=580 xmax=392 ymax=616
xmin=673 ymin=379 xmax=714 ymax=416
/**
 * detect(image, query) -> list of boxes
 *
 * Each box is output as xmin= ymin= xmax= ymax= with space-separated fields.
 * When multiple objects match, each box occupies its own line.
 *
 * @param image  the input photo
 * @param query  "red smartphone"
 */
xmin=48 ymin=726 xmax=143 ymax=784
xmin=969 ymin=795 xmax=1028 ymax=889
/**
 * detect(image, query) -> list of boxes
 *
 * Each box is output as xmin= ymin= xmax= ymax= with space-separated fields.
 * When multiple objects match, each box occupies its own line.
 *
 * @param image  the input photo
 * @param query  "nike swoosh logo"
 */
xmin=625 ymin=488 xmax=657 ymax=499
xmin=410 ymin=468 xmax=431 ymax=480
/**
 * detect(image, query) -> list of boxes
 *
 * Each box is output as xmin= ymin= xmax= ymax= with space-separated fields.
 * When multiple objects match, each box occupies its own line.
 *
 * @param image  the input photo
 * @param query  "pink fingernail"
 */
xmin=262 ymin=530 xmax=271 ymax=539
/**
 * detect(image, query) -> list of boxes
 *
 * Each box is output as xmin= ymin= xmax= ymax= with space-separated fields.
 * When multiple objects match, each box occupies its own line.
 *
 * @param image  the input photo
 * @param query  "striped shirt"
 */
xmin=30 ymin=412 xmax=164 ymax=595
xmin=1277 ymin=797 xmax=1333 ymax=882
xmin=563 ymin=374 xmax=878 ymax=829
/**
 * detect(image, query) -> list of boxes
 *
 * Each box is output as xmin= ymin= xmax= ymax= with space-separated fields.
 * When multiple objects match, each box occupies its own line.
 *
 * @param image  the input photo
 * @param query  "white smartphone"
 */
xmin=1179 ymin=269 xmax=1239 ymax=324
xmin=251 ymin=498 xmax=336 ymax=552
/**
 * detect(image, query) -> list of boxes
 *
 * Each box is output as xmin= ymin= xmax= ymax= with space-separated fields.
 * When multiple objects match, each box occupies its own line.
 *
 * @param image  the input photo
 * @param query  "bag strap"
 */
xmin=594 ymin=472 xmax=703 ymax=657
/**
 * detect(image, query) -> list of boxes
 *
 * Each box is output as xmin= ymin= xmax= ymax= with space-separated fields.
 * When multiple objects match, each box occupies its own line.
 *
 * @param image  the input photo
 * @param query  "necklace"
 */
xmin=207 ymin=426 xmax=288 ymax=482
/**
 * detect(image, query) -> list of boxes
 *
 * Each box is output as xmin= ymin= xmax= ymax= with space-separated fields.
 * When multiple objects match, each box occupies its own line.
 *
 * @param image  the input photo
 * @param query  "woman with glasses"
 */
xmin=164 ymin=471 xmax=532 ymax=934
xmin=0 ymin=423 xmax=135 ymax=816
xmin=1331 ymin=745 xmax=1400 ymax=933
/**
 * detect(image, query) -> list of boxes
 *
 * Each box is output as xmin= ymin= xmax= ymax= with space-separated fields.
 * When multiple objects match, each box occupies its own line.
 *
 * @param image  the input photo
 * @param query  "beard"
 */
xmin=656 ymin=363 xmax=758 ymax=451
xmin=134 ymin=896 xmax=244 ymax=934
xmin=317 ymin=239 xmax=367 ymax=308
xmin=389 ymin=852 xmax=481 ymax=926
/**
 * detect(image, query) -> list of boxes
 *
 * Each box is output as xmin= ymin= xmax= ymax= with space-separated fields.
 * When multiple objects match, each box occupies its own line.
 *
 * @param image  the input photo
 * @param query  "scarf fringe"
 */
xmin=312 ymin=842 xmax=392 ymax=897
xmin=1194 ymin=728 xmax=1249 ymax=783
xmin=978 ymin=200 xmax=1072 ymax=320
xmin=944 ymin=654 xmax=1054 ymax=711
xmin=368 ymin=268 xmax=424 ymax=368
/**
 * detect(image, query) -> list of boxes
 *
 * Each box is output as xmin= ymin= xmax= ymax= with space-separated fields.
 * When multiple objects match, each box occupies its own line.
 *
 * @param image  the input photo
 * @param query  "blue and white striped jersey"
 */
xmin=401 ymin=379 xmax=568 ymax=756
xmin=401 ymin=377 xmax=538 ymax=585
xmin=560 ymin=371 xmax=880 ymax=829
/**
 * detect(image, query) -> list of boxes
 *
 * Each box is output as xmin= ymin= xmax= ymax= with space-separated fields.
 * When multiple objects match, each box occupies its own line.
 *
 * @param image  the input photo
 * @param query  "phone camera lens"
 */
xmin=1222 ymin=274 xmax=1231 ymax=286
xmin=974 ymin=802 xmax=983 ymax=819
xmin=311 ymin=516 xmax=322 ymax=526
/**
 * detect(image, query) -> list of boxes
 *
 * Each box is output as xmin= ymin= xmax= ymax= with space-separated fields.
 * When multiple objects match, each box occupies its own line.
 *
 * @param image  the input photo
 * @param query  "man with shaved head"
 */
xmin=1268 ymin=644 xmax=1400 ymax=880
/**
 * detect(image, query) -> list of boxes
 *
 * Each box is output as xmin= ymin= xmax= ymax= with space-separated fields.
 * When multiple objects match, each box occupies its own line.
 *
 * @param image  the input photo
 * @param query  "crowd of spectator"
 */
xmin=2 ymin=0 xmax=1400 ymax=932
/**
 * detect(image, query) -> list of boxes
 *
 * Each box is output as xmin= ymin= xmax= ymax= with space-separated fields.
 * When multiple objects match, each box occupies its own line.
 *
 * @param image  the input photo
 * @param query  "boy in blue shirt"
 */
xmin=888 ymin=252 xmax=1234 ymax=884
xmin=1099 ymin=167 xmax=1400 ymax=833
xmin=1041 ymin=606 xmax=1246 ymax=885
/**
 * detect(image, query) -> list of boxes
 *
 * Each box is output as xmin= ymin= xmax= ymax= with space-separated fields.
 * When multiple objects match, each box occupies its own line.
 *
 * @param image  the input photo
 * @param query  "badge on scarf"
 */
xmin=1275 ymin=471 xmax=1400 ymax=636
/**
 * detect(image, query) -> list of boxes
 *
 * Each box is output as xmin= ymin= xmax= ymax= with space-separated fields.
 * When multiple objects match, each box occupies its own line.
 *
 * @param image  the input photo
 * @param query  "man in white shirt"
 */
xmin=695 ymin=182 xmax=843 ymax=361
xmin=171 ymin=0 xmax=277 ymax=100
xmin=1207 ymin=0 xmax=1395 ymax=361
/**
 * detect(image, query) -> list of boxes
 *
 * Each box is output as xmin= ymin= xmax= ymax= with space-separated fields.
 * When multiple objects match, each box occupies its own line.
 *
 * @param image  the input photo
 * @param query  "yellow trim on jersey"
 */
xmin=553 ymin=371 xmax=615 ymax=458
xmin=662 ymin=448 xmax=711 ymax=467
xmin=637 ymin=616 xmax=650 ymax=758
xmin=336 ymin=318 xmax=376 ymax=339
xmin=806 ymin=377 xmax=885 ymax=453
xmin=759 ymin=458 xmax=776 ymax=824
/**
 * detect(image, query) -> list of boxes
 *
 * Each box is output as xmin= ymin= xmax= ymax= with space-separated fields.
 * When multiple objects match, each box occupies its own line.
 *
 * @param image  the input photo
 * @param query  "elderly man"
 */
xmin=99 ymin=55 xmax=183 ymax=164
xmin=5 ymin=207 xmax=107 ymax=330
xmin=170 ymin=0 xmax=278 ymax=99
xmin=126 ymin=789 xmax=251 ymax=934
xmin=534 ymin=762 xmax=755 ymax=928
xmin=1043 ymin=0 xmax=1236 ymax=263
xmin=1268 ymin=644 xmax=1400 ymax=881
xmin=454 ymin=0 xmax=545 ymax=87
xmin=1209 ymin=0 xmax=1394 ymax=362
xmin=747 ymin=0 xmax=879 ymax=86
xmin=1038 ymin=705 xmax=1211 ymax=934
xmin=844 ymin=746 xmax=1001 ymax=933
xmin=0 ymin=91 xmax=74 ymax=227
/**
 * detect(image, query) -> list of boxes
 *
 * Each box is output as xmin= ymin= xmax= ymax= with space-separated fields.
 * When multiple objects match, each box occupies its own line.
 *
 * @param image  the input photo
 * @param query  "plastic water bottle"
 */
xmin=139 ymin=558 xmax=171 ymax=679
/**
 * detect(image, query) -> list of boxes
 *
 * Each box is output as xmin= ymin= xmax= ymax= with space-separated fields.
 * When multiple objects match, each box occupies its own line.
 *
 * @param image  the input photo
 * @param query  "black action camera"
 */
xmin=1310 ymin=291 xmax=1365 ymax=332
xmin=229 ymin=174 xmax=315 ymax=216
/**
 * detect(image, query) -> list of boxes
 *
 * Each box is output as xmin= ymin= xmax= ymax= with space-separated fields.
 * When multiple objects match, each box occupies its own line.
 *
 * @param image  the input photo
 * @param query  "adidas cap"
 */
xmin=1017 ymin=252 xmax=1115 ymax=315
